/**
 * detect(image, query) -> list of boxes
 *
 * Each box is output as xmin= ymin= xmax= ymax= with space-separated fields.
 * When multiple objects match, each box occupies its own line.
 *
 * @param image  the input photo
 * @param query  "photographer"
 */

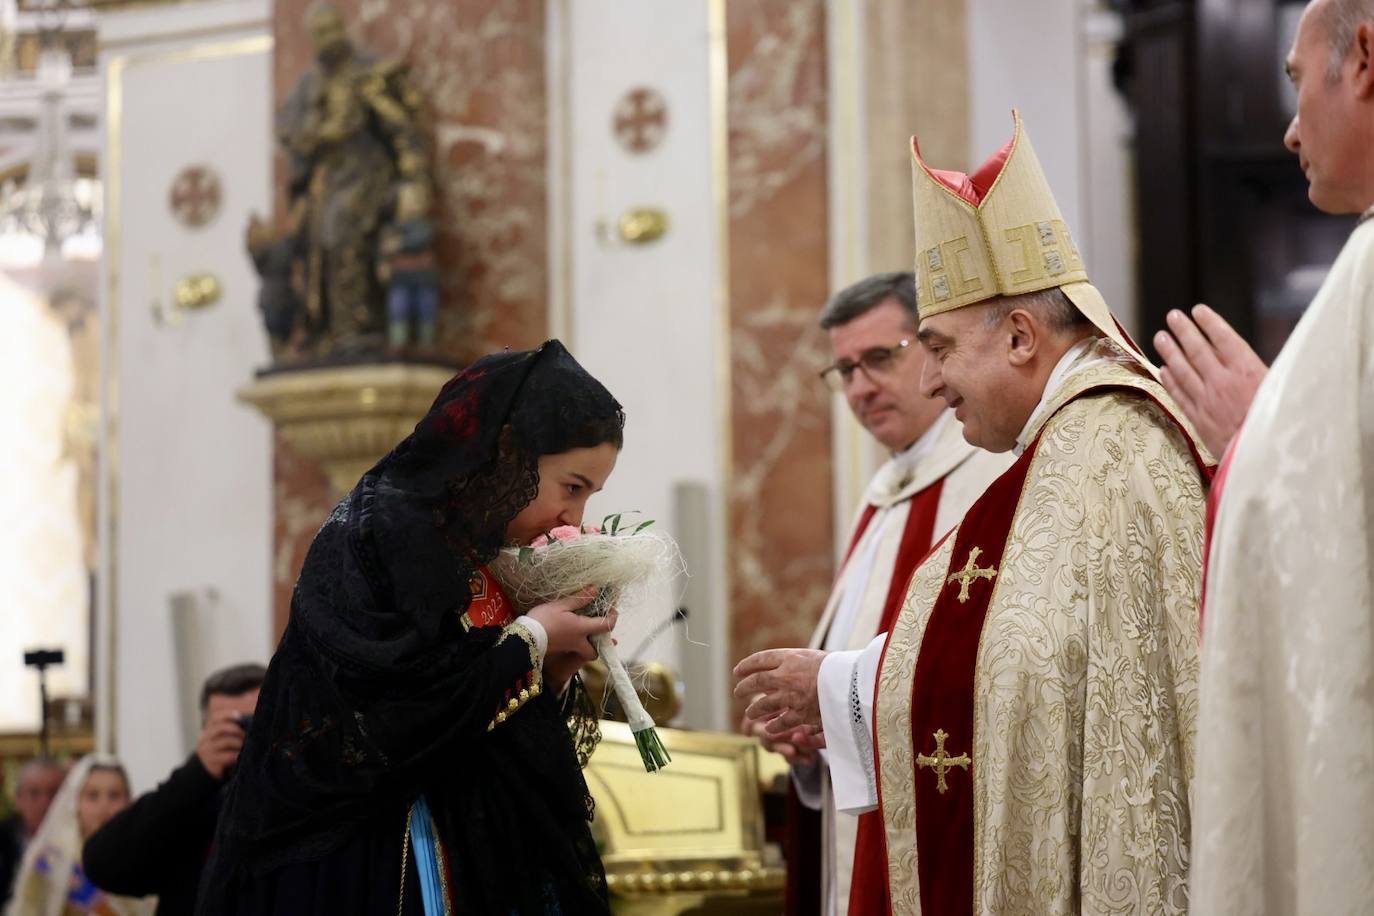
xmin=83 ymin=663 xmax=265 ymax=915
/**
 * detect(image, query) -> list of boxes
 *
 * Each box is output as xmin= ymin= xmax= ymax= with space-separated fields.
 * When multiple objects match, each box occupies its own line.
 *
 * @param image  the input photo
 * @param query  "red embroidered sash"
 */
xmin=461 ymin=567 xmax=514 ymax=630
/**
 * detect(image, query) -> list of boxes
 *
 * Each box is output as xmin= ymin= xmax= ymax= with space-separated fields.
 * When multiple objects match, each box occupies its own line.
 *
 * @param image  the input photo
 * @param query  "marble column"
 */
xmin=725 ymin=0 xmax=836 ymax=682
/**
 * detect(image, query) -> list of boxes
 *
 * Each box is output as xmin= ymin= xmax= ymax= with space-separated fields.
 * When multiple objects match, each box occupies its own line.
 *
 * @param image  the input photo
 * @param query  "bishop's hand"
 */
xmin=733 ymin=648 xmax=827 ymax=736
xmin=740 ymin=713 xmax=825 ymax=766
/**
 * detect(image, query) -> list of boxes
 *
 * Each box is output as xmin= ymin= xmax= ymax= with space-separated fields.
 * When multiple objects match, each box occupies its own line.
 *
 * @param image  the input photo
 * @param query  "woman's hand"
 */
xmin=528 ymin=587 xmax=618 ymax=662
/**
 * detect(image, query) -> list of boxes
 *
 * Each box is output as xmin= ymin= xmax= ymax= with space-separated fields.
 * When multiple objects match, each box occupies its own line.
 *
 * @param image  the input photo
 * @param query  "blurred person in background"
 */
xmin=6 ymin=755 xmax=154 ymax=916
xmin=82 ymin=664 xmax=265 ymax=916
xmin=1 ymin=760 xmax=67 ymax=906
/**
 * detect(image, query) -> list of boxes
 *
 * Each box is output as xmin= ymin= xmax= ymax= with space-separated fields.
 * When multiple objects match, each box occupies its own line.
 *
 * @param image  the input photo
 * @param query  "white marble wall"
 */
xmin=550 ymin=0 xmax=731 ymax=730
xmin=97 ymin=0 xmax=274 ymax=792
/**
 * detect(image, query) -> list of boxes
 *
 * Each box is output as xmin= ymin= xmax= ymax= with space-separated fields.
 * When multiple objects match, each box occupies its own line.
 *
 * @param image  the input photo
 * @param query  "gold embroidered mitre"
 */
xmin=911 ymin=110 xmax=1150 ymax=369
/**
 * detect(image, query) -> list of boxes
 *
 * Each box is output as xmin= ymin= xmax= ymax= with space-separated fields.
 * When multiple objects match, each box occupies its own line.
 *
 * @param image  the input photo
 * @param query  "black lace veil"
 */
xmin=200 ymin=340 xmax=624 ymax=907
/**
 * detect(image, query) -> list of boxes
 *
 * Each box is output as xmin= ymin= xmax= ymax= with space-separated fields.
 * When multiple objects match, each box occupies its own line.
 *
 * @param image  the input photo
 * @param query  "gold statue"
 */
xmin=263 ymin=3 xmax=433 ymax=360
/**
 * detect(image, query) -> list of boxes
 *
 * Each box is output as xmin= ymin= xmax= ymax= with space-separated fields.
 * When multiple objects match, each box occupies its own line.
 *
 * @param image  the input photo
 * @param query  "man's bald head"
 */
xmin=1317 ymin=0 xmax=1374 ymax=76
xmin=1283 ymin=0 xmax=1374 ymax=213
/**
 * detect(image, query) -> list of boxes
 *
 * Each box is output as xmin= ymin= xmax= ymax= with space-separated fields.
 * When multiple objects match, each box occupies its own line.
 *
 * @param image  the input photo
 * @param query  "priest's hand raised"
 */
xmin=1154 ymin=304 xmax=1268 ymax=456
xmin=733 ymin=648 xmax=827 ymax=735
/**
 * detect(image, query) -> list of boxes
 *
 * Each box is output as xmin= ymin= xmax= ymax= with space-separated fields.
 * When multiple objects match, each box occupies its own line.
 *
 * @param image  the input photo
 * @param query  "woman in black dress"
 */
xmin=198 ymin=341 xmax=624 ymax=914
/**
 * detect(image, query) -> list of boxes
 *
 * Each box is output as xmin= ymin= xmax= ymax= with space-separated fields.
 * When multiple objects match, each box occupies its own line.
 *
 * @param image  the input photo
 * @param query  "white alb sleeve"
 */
xmin=817 ymin=633 xmax=885 ymax=815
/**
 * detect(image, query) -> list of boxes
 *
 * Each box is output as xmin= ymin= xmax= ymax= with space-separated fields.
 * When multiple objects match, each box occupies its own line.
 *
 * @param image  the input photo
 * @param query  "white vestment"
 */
xmin=796 ymin=411 xmax=1008 ymax=916
xmin=1190 ymin=214 xmax=1374 ymax=914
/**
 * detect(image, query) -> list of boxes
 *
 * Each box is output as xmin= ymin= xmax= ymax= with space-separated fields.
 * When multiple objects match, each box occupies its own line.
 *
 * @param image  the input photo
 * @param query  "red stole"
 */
xmin=860 ymin=384 xmax=1209 ymax=915
xmin=831 ymin=481 xmax=946 ymax=641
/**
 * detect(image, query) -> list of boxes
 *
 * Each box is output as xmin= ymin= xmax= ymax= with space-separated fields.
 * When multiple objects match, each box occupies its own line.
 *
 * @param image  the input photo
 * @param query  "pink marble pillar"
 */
xmin=726 ymin=1 xmax=835 ymax=693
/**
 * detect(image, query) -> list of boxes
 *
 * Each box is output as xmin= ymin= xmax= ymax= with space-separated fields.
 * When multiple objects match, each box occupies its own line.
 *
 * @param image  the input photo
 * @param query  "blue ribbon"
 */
xmin=409 ymin=795 xmax=447 ymax=915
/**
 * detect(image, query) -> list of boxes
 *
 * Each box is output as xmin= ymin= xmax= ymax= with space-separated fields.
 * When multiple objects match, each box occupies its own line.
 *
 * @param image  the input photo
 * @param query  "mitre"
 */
xmin=910 ymin=110 xmax=1151 ymax=372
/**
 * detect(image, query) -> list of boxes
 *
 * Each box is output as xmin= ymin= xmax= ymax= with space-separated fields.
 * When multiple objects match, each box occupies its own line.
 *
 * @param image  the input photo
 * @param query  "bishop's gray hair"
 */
xmin=981 ymin=287 xmax=1091 ymax=335
xmin=1321 ymin=0 xmax=1374 ymax=80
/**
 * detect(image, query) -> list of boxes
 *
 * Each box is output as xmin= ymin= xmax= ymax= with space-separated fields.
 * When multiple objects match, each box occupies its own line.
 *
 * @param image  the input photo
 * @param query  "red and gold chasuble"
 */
xmin=850 ymin=457 xmax=1028 ymax=916
xmin=868 ymin=369 xmax=1211 ymax=916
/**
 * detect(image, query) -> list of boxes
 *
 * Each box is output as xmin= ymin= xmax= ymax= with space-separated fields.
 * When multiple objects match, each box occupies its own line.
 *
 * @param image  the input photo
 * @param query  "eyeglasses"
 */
xmin=819 ymin=339 xmax=912 ymax=392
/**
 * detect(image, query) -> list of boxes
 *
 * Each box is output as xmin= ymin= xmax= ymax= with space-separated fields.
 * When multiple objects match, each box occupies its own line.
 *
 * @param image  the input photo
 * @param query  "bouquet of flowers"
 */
xmin=489 ymin=514 xmax=684 ymax=772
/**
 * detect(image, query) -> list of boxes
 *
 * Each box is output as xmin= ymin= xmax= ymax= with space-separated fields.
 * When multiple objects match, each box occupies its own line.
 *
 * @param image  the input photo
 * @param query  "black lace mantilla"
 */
xmin=198 ymin=341 xmax=624 ymax=914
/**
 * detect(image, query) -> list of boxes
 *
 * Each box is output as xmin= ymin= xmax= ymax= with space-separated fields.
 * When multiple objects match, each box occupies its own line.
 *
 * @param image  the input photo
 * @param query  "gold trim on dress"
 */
xmin=397 ymin=803 xmax=412 ymax=916
xmin=432 ymin=810 xmax=453 ymax=916
xmin=485 ymin=623 xmax=543 ymax=732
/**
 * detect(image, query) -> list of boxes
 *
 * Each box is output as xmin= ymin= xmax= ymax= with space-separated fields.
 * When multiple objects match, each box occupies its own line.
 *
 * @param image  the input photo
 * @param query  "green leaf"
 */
xmin=609 ymin=513 xmax=623 ymax=535
xmin=633 ymin=520 xmax=655 ymax=534
xmin=518 ymin=546 xmax=533 ymax=562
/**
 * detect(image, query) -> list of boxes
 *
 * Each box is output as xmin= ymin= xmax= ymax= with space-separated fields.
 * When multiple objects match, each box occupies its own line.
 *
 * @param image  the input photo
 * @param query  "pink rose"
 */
xmin=528 ymin=525 xmax=596 ymax=548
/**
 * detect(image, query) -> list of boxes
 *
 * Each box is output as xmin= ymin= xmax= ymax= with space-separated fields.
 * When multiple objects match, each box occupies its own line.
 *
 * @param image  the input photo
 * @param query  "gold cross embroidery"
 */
xmin=916 ymin=728 xmax=971 ymax=794
xmin=946 ymin=546 xmax=997 ymax=603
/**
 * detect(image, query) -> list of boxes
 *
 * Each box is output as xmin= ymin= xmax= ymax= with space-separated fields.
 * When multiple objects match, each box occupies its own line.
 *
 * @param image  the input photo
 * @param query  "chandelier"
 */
xmin=0 ymin=1 xmax=100 ymax=262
